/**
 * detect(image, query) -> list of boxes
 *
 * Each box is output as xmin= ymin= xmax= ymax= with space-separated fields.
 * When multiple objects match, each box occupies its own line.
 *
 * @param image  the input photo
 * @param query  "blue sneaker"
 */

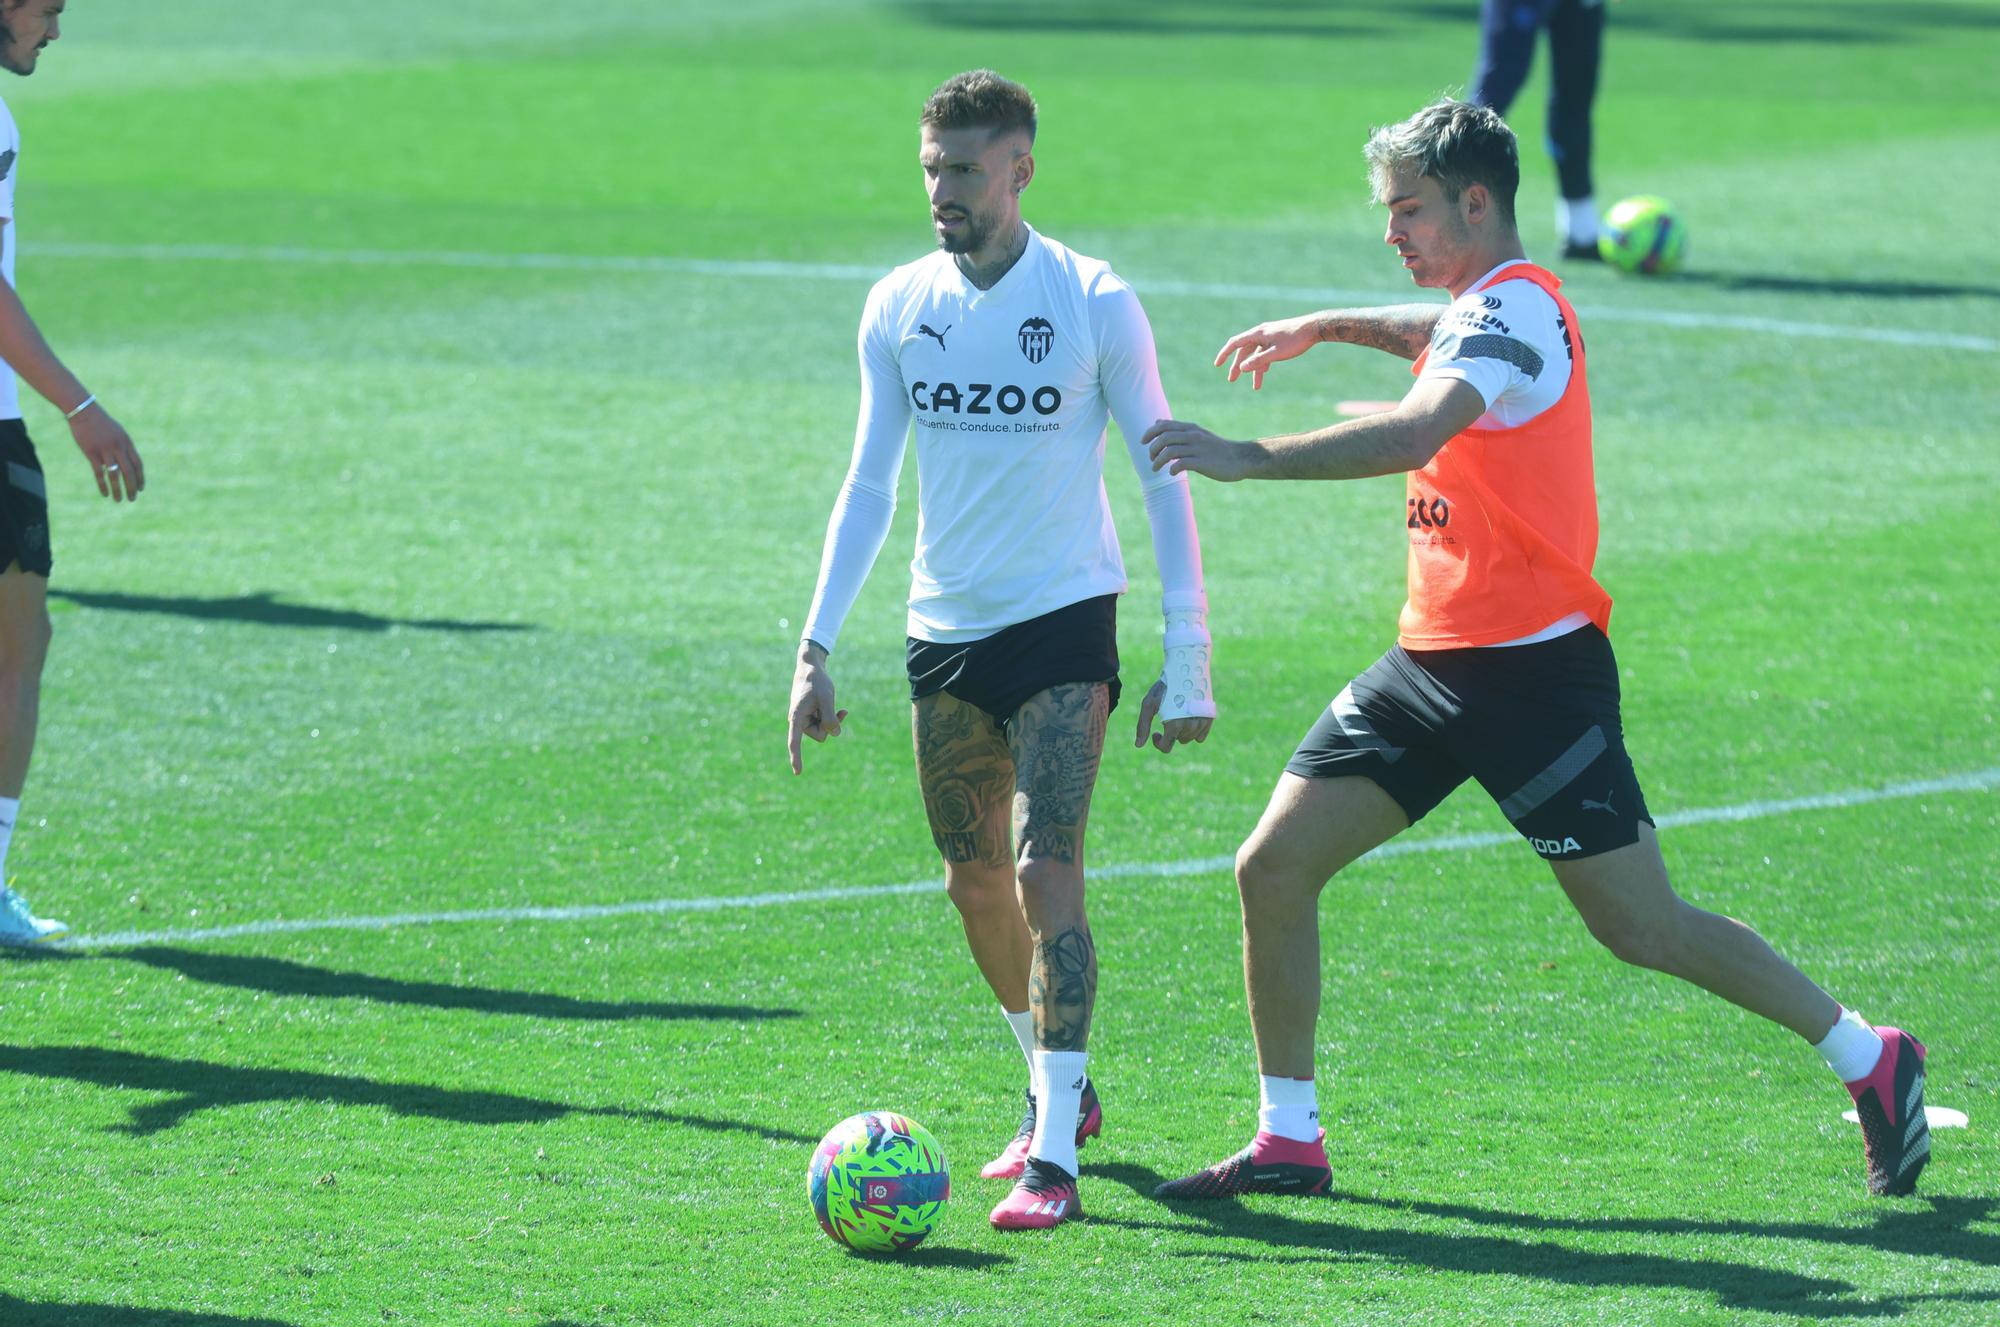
xmin=0 ymin=886 xmax=67 ymax=947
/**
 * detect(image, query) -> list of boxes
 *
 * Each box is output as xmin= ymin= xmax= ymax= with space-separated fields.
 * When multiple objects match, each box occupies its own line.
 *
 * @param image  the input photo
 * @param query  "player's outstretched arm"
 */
xmin=1142 ymin=376 xmax=1487 ymax=484
xmin=787 ymin=640 xmax=848 ymax=775
xmin=0 ymin=224 xmax=144 ymax=502
xmin=1215 ymin=305 xmax=1445 ymax=389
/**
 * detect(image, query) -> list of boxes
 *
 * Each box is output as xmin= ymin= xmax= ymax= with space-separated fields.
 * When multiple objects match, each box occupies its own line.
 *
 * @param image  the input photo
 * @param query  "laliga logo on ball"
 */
xmin=807 ymin=1111 xmax=950 ymax=1254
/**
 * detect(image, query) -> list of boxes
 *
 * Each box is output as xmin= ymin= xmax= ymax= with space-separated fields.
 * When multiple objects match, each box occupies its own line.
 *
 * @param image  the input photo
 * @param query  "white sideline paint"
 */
xmin=28 ymin=241 xmax=2000 ymax=354
xmin=56 ymin=766 xmax=1999 ymax=951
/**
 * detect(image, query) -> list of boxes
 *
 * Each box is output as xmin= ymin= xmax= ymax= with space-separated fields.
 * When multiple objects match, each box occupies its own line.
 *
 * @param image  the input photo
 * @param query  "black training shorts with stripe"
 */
xmin=1287 ymin=625 xmax=1651 ymax=860
xmin=0 ymin=420 xmax=51 ymax=577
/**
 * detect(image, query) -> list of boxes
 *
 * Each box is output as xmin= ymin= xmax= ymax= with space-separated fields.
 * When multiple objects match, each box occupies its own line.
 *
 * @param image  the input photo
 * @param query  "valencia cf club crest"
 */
xmin=1018 ymin=316 xmax=1055 ymax=364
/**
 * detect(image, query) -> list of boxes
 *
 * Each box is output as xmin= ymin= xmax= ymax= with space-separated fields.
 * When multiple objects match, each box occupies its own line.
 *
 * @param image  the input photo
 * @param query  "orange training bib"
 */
xmin=1397 ymin=262 xmax=1611 ymax=650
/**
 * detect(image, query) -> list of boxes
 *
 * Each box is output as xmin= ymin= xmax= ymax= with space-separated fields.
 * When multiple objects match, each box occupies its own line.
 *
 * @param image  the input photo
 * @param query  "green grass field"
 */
xmin=1 ymin=1 xmax=1996 ymax=1322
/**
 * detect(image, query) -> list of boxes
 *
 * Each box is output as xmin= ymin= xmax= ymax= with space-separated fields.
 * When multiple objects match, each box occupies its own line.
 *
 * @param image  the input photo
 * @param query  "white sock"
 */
xmin=1259 ymin=1074 xmax=1320 ymax=1142
xmin=1028 ymin=1049 xmax=1088 ymax=1175
xmin=1559 ymin=195 xmax=1598 ymax=246
xmin=0 ymin=795 xmax=18 ymax=882
xmin=1815 ymin=1006 xmax=1885 ymax=1083
xmin=1002 ymin=1008 xmax=1036 ymax=1078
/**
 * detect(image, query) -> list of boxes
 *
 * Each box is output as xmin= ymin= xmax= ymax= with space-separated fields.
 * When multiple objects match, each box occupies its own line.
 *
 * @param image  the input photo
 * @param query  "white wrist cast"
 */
xmin=1159 ymin=590 xmax=1216 ymax=721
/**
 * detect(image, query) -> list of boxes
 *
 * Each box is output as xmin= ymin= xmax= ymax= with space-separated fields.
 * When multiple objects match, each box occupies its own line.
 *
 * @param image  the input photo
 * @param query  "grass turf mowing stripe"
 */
xmin=28 ymin=240 xmax=2000 ymax=354
xmin=54 ymin=765 xmax=1998 ymax=951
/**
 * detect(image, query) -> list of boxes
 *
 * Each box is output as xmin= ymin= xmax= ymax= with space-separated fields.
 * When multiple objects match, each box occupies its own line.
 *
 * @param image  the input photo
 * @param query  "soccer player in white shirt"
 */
xmin=0 ymin=1 xmax=147 ymax=947
xmin=786 ymin=70 xmax=1215 ymax=1231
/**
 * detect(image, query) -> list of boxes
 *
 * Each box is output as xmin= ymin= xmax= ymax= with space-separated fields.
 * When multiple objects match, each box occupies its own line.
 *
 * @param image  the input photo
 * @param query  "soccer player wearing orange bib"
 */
xmin=1143 ymin=101 xmax=1929 ymax=1201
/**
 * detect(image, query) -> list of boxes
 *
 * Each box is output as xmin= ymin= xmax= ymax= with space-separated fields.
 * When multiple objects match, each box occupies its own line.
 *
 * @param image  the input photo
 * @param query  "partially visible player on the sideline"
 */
xmin=786 ymin=70 xmax=1216 ymax=1232
xmin=1143 ymin=100 xmax=1928 ymax=1201
xmin=0 ymin=0 xmax=146 ymax=948
xmin=1470 ymin=0 xmax=1607 ymax=259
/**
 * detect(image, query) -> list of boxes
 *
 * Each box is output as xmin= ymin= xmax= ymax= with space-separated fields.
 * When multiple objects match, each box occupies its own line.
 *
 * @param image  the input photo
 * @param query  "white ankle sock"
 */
xmin=1559 ymin=195 xmax=1598 ymax=246
xmin=1002 ymin=1007 xmax=1036 ymax=1077
xmin=1259 ymin=1074 xmax=1320 ymax=1142
xmin=0 ymin=796 xmax=18 ymax=881
xmin=1815 ymin=1006 xmax=1885 ymax=1083
xmin=1028 ymin=1050 xmax=1088 ymax=1174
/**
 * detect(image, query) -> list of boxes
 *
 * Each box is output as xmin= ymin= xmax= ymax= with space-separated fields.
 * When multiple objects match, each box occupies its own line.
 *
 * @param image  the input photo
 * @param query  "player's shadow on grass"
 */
xmin=104 ymin=946 xmax=803 ymax=1024
xmin=1094 ymin=1163 xmax=1992 ymax=1319
xmin=1327 ymin=1189 xmax=2000 ymax=1283
xmin=0 ymin=1296 xmax=297 ymax=1326
xmin=49 ymin=589 xmax=532 ymax=634
xmin=1665 ymin=271 xmax=2000 ymax=302
xmin=0 ymin=1044 xmax=816 ymax=1143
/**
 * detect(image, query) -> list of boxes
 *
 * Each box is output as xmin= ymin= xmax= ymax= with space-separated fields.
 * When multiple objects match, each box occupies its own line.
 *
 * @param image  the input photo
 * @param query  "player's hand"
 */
xmin=70 ymin=405 xmax=144 ymax=502
xmin=787 ymin=644 xmax=847 ymax=774
xmin=1215 ymin=315 xmax=1319 ymax=390
xmin=1133 ymin=678 xmax=1212 ymax=755
xmin=1142 ymin=419 xmax=1255 ymax=483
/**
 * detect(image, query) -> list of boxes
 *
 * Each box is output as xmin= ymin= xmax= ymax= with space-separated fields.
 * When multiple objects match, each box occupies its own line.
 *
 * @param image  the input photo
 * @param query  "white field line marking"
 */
xmin=56 ymin=766 xmax=1998 ymax=950
xmin=29 ymin=241 xmax=2000 ymax=354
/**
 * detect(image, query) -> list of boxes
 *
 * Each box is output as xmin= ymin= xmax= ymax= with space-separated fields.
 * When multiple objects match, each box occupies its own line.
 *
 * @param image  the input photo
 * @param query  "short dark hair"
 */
xmin=1365 ymin=99 xmax=1519 ymax=226
xmin=921 ymin=69 xmax=1038 ymax=144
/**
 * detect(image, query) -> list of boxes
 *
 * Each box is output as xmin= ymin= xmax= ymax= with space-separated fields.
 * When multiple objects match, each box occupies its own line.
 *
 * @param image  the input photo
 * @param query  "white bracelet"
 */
xmin=64 ymin=394 xmax=97 ymax=420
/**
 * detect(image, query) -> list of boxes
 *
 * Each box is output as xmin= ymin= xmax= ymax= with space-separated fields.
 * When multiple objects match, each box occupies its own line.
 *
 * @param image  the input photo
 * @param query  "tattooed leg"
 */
xmin=1009 ymin=682 xmax=1109 ymax=1051
xmin=914 ymin=691 xmax=1030 ymax=1009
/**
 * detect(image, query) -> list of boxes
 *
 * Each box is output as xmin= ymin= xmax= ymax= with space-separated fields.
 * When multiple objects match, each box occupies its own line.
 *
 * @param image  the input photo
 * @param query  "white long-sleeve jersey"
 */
xmin=801 ymin=227 xmax=1211 ymax=714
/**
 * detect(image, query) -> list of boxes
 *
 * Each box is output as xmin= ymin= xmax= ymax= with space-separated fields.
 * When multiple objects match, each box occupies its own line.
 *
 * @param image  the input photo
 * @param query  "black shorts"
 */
xmin=0 ymin=421 xmax=51 ymax=577
xmin=1287 ymin=626 xmax=1652 ymax=860
xmin=907 ymin=594 xmax=1121 ymax=730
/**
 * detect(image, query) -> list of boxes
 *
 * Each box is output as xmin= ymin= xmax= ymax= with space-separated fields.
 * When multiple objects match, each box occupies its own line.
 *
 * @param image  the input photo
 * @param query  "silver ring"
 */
xmin=105 ymin=464 xmax=120 ymax=472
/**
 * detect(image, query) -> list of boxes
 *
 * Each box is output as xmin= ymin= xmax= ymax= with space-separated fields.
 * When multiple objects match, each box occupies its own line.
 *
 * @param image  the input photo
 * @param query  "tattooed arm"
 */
xmin=1141 ymin=375 xmax=1489 ymax=484
xmin=1213 ymin=304 xmax=1444 ymax=388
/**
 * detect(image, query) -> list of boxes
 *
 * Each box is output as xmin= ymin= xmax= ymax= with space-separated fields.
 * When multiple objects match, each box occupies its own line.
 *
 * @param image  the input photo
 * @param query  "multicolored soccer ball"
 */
xmin=1598 ymin=195 xmax=1687 ymax=275
xmin=807 ymin=1111 xmax=949 ymax=1254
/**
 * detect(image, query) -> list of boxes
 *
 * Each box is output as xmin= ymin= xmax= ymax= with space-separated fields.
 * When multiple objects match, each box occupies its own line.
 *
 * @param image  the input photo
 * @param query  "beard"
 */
xmin=934 ymin=206 xmax=997 ymax=255
xmin=0 ymin=18 xmax=35 ymax=77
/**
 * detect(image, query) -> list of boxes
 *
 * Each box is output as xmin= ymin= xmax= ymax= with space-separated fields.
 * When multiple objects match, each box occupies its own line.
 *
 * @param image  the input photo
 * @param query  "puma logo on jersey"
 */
xmin=1530 ymin=835 xmax=1584 ymax=857
xmin=1581 ymin=790 xmax=1617 ymax=815
xmin=918 ymin=323 xmax=950 ymax=350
